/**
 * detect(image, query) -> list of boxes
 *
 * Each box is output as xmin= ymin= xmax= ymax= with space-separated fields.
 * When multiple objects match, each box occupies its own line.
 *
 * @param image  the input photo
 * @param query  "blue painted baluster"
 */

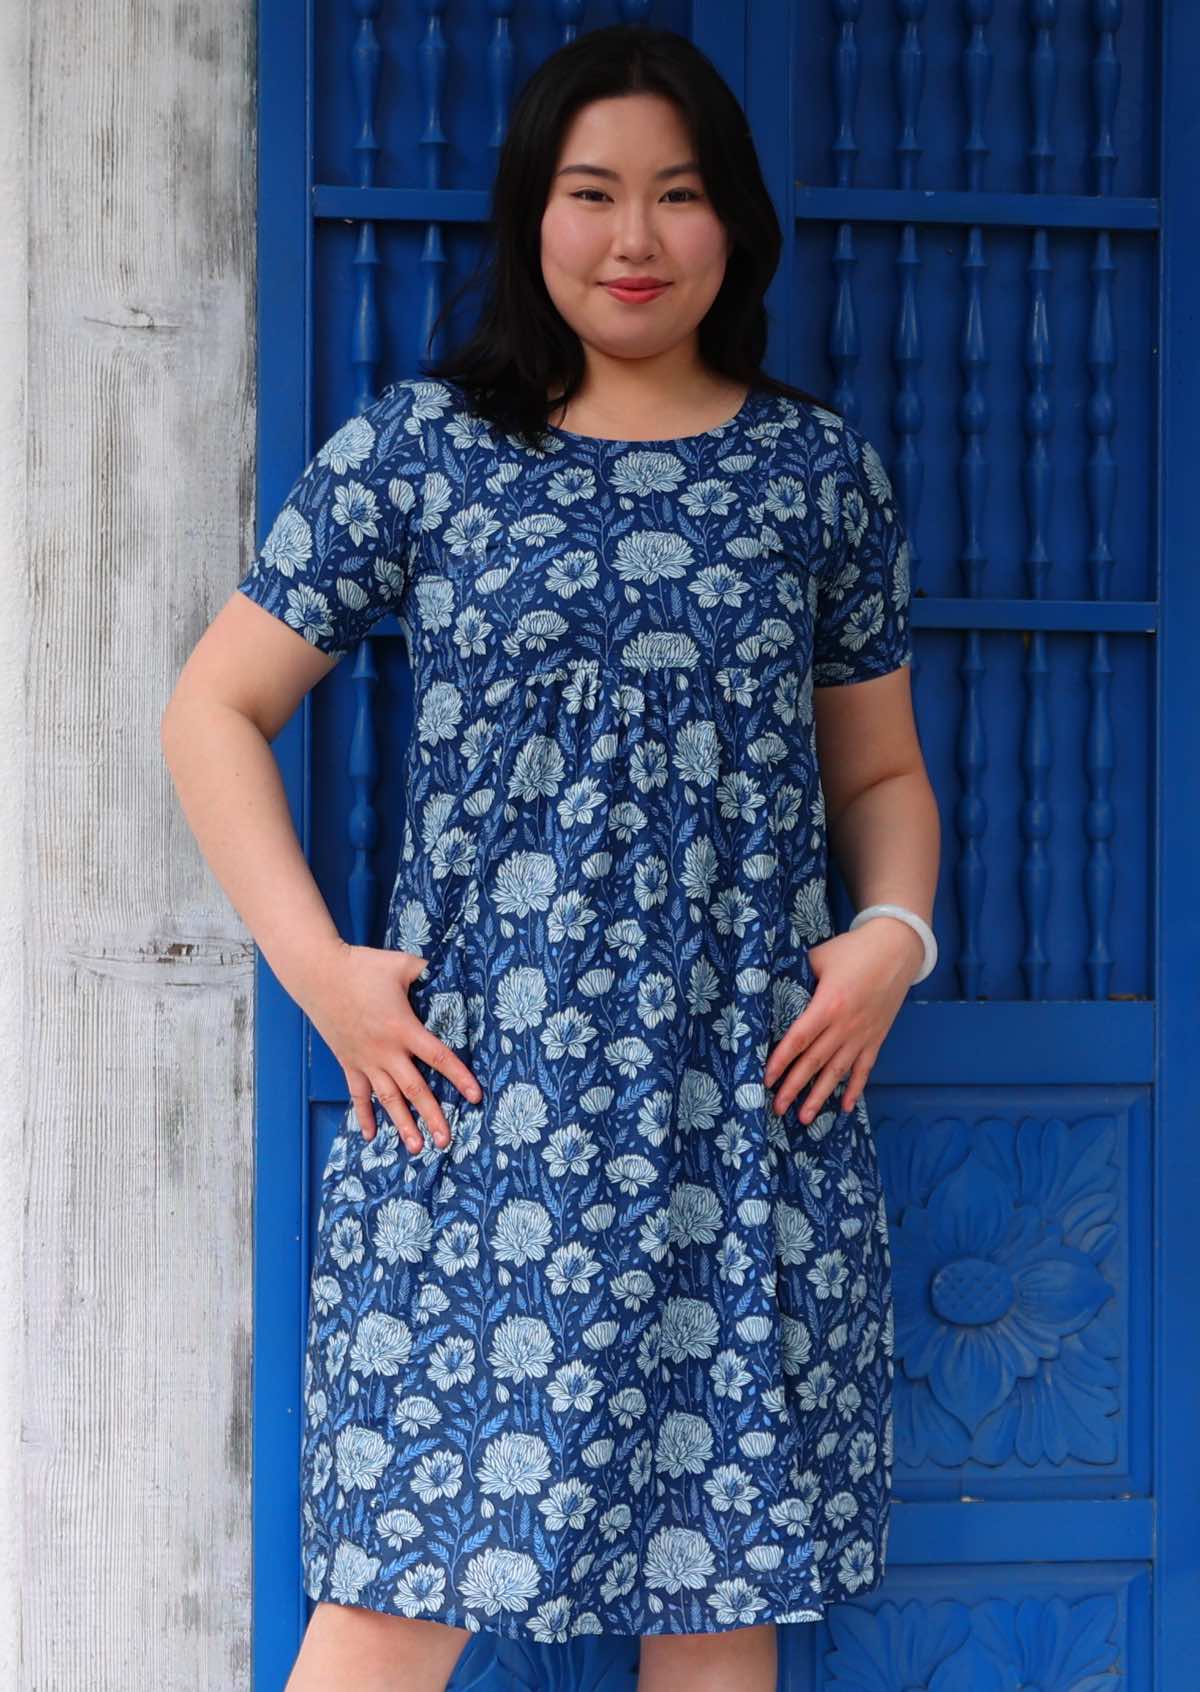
xmin=892 ymin=1 xmax=925 ymax=576
xmin=956 ymin=1 xmax=993 ymax=1000
xmin=485 ymin=2 xmax=515 ymax=147
xmin=549 ymin=0 xmax=585 ymax=44
xmin=549 ymin=0 xmax=650 ymax=48
xmin=1084 ymin=0 xmax=1122 ymax=999
xmin=350 ymin=0 xmax=383 ymax=415
xmin=891 ymin=2 xmax=928 ymax=985
xmin=963 ymin=0 xmax=993 ymax=191
xmin=1092 ymin=0 xmax=1121 ymax=195
xmin=829 ymin=0 xmax=862 ymax=423
xmin=348 ymin=651 xmax=382 ymax=944
xmin=344 ymin=0 xmax=387 ymax=944
xmin=416 ymin=2 xmax=449 ymax=365
xmin=1020 ymin=0 xmax=1057 ymax=1000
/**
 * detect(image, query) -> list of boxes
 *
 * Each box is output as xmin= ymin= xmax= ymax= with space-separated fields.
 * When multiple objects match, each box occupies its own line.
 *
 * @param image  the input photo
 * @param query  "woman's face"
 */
xmin=540 ymin=93 xmax=733 ymax=368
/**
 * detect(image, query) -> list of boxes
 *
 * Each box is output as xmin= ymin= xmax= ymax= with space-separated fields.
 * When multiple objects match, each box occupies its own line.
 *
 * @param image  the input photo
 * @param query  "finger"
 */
xmin=770 ymin=1029 xmax=842 ymax=1116
xmin=346 ymin=1071 xmax=378 ymax=1140
xmin=407 ymin=1016 xmax=484 ymax=1107
xmin=763 ymin=989 xmax=843 ymax=1089
xmin=383 ymin=1055 xmax=457 ymax=1152
xmin=764 ymin=1013 xmax=817 ymax=1090
xmin=841 ymin=1053 xmax=877 ymax=1117
xmin=840 ymin=1057 xmax=870 ymax=1116
xmin=369 ymin=1071 xmax=429 ymax=1156
xmin=796 ymin=1048 xmax=858 ymax=1124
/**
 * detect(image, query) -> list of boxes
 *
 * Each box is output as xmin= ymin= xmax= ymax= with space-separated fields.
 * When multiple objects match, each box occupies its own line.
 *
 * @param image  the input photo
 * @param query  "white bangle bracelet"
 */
xmin=848 ymin=903 xmax=937 ymax=985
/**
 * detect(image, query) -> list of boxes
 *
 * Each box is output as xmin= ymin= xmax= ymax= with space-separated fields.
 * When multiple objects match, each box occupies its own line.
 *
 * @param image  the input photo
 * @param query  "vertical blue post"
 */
xmin=252 ymin=0 xmax=314 ymax=1682
xmin=1155 ymin=1 xmax=1200 ymax=1684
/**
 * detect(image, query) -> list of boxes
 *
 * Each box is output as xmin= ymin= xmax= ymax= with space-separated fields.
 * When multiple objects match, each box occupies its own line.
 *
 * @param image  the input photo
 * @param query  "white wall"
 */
xmin=0 ymin=0 xmax=29 ymax=1682
xmin=6 ymin=3 xmax=259 ymax=1685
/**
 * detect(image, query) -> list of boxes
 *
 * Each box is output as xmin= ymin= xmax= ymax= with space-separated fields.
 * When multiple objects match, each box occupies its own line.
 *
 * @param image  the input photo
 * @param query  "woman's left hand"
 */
xmin=764 ymin=920 xmax=924 ymax=1123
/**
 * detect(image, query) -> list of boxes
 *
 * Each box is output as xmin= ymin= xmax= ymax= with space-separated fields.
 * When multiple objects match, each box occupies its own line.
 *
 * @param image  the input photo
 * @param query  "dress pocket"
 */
xmin=394 ymin=701 xmax=526 ymax=1003
xmin=405 ymin=945 xmax=478 ymax=1080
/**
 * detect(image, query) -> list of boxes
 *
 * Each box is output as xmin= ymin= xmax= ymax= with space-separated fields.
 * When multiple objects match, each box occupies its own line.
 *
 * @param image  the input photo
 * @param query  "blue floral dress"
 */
xmin=238 ymin=376 xmax=913 ymax=1641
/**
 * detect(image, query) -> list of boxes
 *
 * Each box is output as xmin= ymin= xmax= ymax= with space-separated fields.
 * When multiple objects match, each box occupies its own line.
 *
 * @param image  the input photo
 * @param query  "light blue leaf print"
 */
xmin=474 ymin=561 xmax=519 ymax=595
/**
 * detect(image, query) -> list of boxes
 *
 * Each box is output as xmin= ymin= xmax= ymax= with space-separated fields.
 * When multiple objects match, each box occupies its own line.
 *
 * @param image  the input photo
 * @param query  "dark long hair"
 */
xmin=418 ymin=24 xmax=834 ymax=449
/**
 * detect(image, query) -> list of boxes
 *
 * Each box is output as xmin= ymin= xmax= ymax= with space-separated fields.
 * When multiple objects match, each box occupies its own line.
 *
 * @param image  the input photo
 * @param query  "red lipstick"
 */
xmin=603 ymin=277 xmax=671 ymax=304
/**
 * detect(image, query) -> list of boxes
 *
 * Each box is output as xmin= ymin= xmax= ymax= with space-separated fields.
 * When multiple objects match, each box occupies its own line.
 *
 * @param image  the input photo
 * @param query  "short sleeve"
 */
xmin=811 ymin=424 xmax=914 ymax=686
xmin=237 ymin=379 xmax=427 ymax=660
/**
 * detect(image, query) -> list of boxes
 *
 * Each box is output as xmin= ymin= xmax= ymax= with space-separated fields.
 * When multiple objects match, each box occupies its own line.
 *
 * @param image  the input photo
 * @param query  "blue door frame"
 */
xmin=249 ymin=3 xmax=1198 ymax=1687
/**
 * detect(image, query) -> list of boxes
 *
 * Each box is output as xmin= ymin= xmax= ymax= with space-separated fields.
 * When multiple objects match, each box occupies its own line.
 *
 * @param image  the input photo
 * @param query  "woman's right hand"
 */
xmin=302 ymin=940 xmax=484 ymax=1154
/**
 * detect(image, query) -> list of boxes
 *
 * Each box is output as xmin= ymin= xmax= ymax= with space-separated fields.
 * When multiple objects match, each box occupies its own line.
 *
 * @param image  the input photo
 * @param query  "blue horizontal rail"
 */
xmin=912 ymin=599 xmax=1157 ymax=633
xmin=312 ymin=184 xmax=491 ymax=222
xmin=887 ymin=1498 xmax=1155 ymax=1563
xmin=308 ymin=1001 xmax=1156 ymax=1101
xmin=311 ymin=183 xmax=1161 ymax=233
xmin=794 ymin=186 xmax=1161 ymax=231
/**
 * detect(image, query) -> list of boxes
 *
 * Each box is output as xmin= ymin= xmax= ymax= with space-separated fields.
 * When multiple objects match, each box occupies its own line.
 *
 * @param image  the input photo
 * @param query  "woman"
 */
xmin=162 ymin=23 xmax=940 ymax=1692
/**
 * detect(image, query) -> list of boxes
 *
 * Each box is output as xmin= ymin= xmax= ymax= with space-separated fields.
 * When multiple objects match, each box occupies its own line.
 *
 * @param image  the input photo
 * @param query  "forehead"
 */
xmin=554 ymin=93 xmax=697 ymax=169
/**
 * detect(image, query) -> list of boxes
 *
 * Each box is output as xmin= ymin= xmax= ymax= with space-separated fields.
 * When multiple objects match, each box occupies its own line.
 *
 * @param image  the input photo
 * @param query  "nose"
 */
xmin=611 ymin=205 xmax=660 ymax=262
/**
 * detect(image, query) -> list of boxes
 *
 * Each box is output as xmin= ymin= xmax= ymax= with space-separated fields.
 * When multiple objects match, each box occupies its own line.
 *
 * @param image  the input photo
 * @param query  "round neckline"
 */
xmin=540 ymin=384 xmax=759 ymax=448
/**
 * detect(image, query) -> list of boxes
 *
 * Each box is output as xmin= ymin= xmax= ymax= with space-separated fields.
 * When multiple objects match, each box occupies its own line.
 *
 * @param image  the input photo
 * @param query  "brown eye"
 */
xmin=569 ymin=188 xmax=702 ymax=204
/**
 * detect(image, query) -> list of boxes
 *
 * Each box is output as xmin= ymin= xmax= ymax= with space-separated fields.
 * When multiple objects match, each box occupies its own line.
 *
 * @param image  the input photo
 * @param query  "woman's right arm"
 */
xmin=159 ymin=589 xmax=484 ymax=1154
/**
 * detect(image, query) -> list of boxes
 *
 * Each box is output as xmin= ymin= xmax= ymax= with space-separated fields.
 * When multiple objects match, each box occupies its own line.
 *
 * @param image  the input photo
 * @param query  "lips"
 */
xmin=603 ymin=280 xmax=671 ymax=302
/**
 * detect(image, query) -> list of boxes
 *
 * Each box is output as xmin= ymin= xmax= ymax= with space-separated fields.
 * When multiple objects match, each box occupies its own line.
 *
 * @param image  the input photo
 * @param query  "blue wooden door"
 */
xmin=252 ymin=2 xmax=1195 ymax=1687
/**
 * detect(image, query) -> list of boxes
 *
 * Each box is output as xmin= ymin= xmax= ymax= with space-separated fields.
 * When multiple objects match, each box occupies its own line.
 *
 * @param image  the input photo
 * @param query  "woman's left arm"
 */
xmin=764 ymin=665 xmax=941 ymax=1123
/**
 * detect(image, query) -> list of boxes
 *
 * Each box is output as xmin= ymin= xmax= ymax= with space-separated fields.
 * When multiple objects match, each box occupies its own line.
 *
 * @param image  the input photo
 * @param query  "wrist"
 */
xmin=848 ymin=902 xmax=937 ymax=984
xmin=265 ymin=927 xmax=349 ymax=1012
xmin=859 ymin=914 xmax=925 ymax=966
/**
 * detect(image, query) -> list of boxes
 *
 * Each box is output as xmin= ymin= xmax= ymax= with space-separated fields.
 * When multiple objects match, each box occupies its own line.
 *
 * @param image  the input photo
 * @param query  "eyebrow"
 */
xmin=555 ymin=161 xmax=702 ymax=181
